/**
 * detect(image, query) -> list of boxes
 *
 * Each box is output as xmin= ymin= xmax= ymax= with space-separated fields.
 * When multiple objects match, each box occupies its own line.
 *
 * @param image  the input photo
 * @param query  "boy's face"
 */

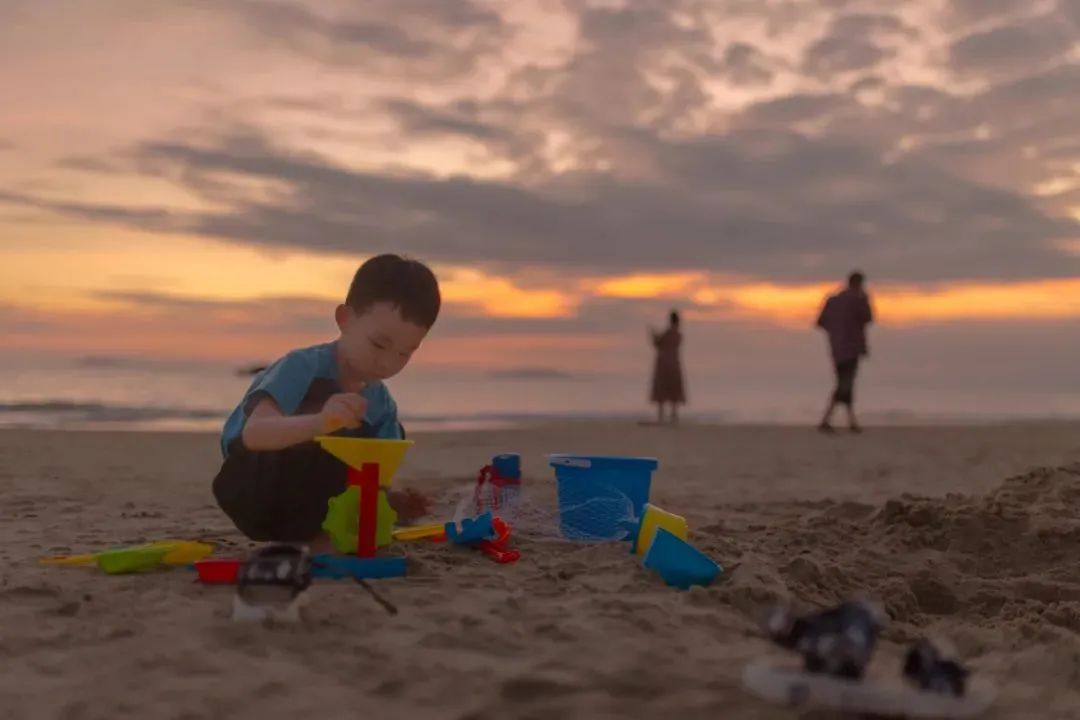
xmin=335 ymin=302 xmax=429 ymax=383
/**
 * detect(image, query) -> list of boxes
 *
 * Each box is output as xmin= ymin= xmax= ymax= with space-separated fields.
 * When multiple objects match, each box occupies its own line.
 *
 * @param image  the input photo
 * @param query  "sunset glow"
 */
xmin=1 ymin=0 xmax=1078 ymax=395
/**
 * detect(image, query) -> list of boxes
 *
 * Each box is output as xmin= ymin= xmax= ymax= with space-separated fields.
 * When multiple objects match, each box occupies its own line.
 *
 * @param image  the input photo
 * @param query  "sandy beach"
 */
xmin=2 ymin=422 xmax=1080 ymax=720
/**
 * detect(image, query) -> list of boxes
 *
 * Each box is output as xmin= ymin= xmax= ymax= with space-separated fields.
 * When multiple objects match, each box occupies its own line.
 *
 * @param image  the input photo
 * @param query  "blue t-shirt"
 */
xmin=220 ymin=341 xmax=401 ymax=457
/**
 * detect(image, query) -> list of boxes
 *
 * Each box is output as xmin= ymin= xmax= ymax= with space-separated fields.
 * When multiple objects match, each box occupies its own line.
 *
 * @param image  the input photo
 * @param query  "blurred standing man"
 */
xmin=816 ymin=271 xmax=873 ymax=434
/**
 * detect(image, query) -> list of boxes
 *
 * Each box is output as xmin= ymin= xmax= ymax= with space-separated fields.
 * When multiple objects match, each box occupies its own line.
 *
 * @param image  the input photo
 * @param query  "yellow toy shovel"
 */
xmin=41 ymin=540 xmax=213 ymax=574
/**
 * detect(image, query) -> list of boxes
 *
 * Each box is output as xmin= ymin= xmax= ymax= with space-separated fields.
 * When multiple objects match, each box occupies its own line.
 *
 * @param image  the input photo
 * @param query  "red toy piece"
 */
xmin=194 ymin=558 xmax=241 ymax=584
xmin=478 ymin=539 xmax=520 ymax=564
xmin=351 ymin=463 xmax=379 ymax=557
xmin=477 ymin=517 xmax=520 ymax=563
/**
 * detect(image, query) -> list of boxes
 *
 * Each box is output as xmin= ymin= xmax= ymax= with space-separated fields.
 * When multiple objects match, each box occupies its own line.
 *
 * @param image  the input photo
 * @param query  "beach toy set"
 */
xmin=191 ymin=439 xmax=524 ymax=589
xmin=548 ymin=454 xmax=722 ymax=590
xmin=41 ymin=441 xmax=718 ymax=614
xmin=43 ymin=438 xmax=519 ymax=590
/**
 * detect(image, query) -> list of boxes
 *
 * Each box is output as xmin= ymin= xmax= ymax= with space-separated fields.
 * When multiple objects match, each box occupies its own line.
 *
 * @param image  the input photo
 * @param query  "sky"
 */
xmin=1 ymin=0 xmax=1078 ymax=416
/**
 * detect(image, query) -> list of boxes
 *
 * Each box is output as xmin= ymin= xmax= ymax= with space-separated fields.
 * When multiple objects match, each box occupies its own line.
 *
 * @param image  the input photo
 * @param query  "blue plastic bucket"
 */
xmin=548 ymin=454 xmax=658 ymax=541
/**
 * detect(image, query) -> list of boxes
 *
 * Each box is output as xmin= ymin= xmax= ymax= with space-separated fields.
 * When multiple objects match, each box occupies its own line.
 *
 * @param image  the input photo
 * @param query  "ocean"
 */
xmin=2 ymin=352 xmax=1077 ymax=434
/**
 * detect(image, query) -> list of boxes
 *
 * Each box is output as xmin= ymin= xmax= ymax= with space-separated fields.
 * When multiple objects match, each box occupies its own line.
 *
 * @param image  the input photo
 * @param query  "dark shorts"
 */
xmin=212 ymin=439 xmax=349 ymax=542
xmin=833 ymin=359 xmax=859 ymax=405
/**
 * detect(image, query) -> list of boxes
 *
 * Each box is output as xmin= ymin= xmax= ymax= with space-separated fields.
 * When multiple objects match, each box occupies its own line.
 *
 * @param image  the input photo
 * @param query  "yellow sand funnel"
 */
xmin=314 ymin=436 xmax=414 ymax=487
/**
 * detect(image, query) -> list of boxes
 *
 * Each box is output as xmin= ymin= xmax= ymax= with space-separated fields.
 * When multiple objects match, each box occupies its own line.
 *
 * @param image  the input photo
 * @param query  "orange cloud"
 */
xmin=589 ymin=271 xmax=1080 ymax=326
xmin=877 ymin=279 xmax=1080 ymax=324
xmin=4 ymin=228 xmax=1079 ymax=370
xmin=439 ymin=268 xmax=578 ymax=318
xmin=591 ymin=272 xmax=705 ymax=299
xmin=688 ymin=278 xmax=1080 ymax=325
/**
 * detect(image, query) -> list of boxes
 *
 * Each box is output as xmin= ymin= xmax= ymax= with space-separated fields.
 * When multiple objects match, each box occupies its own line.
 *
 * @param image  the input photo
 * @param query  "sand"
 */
xmin=2 ymin=422 xmax=1079 ymax=720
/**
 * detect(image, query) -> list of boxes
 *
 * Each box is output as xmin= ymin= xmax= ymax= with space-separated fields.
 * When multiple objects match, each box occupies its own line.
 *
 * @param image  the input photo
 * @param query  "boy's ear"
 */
xmin=334 ymin=304 xmax=352 ymax=330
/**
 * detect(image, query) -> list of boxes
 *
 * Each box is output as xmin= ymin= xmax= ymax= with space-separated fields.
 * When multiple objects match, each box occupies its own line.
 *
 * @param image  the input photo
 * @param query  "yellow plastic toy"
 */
xmin=41 ymin=540 xmax=213 ymax=574
xmin=391 ymin=523 xmax=446 ymax=542
xmin=314 ymin=436 xmax=413 ymax=487
xmin=633 ymin=504 xmax=688 ymax=557
xmin=313 ymin=436 xmax=414 ymax=556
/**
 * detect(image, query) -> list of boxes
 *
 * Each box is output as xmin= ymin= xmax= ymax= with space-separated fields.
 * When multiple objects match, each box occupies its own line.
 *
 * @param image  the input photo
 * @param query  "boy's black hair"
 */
xmin=848 ymin=271 xmax=866 ymax=288
xmin=345 ymin=254 xmax=441 ymax=328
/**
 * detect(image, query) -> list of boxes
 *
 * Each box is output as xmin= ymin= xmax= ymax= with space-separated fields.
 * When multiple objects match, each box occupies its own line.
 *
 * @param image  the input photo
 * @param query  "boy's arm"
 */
xmin=241 ymin=394 xmax=366 ymax=451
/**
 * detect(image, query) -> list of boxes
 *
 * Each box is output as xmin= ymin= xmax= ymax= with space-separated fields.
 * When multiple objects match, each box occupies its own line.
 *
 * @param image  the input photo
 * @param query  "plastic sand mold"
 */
xmin=322 ymin=486 xmax=398 ymax=555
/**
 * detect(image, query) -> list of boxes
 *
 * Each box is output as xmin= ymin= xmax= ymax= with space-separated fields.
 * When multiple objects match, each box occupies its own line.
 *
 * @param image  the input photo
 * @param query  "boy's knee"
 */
xmin=211 ymin=442 xmax=347 ymax=543
xmin=212 ymin=458 xmax=274 ymax=541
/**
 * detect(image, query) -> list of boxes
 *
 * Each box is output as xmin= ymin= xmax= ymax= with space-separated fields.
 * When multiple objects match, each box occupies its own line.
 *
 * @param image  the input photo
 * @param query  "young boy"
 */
xmin=212 ymin=254 xmax=440 ymax=545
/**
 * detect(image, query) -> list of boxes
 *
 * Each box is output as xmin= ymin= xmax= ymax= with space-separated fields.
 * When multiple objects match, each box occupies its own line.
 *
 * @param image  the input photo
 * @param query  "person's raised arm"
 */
xmin=241 ymin=393 xmax=367 ymax=452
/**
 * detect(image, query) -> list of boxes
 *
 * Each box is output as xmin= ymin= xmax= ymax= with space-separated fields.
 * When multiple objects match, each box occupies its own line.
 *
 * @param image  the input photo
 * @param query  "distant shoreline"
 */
xmin=1 ymin=413 xmax=1078 ymax=436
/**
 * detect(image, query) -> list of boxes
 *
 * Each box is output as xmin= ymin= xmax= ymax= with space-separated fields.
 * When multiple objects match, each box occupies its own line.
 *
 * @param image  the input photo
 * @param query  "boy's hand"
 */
xmin=319 ymin=393 xmax=368 ymax=432
xmin=387 ymin=488 xmax=431 ymax=524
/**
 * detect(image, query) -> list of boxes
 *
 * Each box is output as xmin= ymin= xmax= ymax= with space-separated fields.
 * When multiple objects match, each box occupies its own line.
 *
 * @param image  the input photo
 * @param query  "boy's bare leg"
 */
xmin=671 ymin=403 xmax=679 ymax=426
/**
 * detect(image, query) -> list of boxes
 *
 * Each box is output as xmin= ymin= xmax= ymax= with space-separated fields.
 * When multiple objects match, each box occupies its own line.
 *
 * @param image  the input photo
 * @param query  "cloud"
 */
xmin=194 ymin=0 xmax=507 ymax=77
xmin=804 ymin=36 xmax=888 ymax=76
xmin=0 ymin=189 xmax=188 ymax=231
xmin=718 ymin=43 xmax=776 ymax=86
xmin=56 ymin=155 xmax=124 ymax=173
xmin=829 ymin=12 xmax=915 ymax=37
xmin=802 ymin=12 xmax=916 ymax=77
xmin=3 ymin=120 xmax=1076 ymax=286
xmin=1063 ymin=0 xmax=1080 ymax=26
xmin=93 ymin=289 xmax=332 ymax=333
xmin=383 ymin=99 xmax=506 ymax=143
xmin=949 ymin=14 xmax=1077 ymax=77
xmin=512 ymin=0 xmax=719 ymax=141
xmin=378 ymin=97 xmax=545 ymax=169
xmin=946 ymin=0 xmax=1036 ymax=26
xmin=890 ymin=62 xmax=1080 ymax=194
xmin=2 ymin=0 xmax=1080 ymax=290
xmin=740 ymin=91 xmax=854 ymax=127
xmin=0 ymin=139 xmax=13 ymax=151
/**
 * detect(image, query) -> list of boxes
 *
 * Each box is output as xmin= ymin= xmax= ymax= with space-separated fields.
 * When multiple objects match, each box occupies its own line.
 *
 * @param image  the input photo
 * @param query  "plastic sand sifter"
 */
xmin=315 ymin=436 xmax=413 ymax=556
xmin=547 ymin=454 xmax=658 ymax=541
